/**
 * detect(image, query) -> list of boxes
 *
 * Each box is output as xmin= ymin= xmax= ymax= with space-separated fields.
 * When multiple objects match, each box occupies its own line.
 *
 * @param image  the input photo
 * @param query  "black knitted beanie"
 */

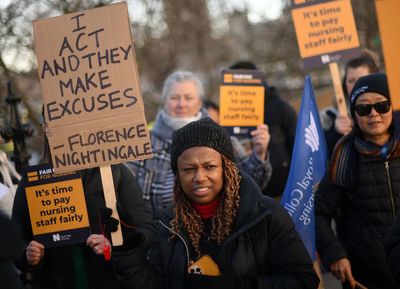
xmin=171 ymin=118 xmax=235 ymax=175
xmin=350 ymin=73 xmax=390 ymax=117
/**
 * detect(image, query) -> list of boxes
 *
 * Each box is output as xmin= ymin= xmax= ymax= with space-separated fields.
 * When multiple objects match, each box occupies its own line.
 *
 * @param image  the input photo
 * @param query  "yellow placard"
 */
xmin=376 ymin=0 xmax=400 ymax=112
xmin=219 ymin=85 xmax=264 ymax=126
xmin=25 ymin=178 xmax=89 ymax=235
xmin=292 ymin=0 xmax=359 ymax=58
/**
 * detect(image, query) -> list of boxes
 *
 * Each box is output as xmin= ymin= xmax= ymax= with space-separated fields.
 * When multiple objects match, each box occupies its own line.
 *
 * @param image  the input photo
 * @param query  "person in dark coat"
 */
xmin=12 ymin=136 xmax=155 ymax=289
xmin=262 ymin=85 xmax=297 ymax=199
xmin=229 ymin=61 xmax=297 ymax=199
xmin=386 ymin=214 xmax=400 ymax=285
xmin=0 ymin=212 xmax=25 ymax=289
xmin=315 ymin=73 xmax=400 ymax=289
xmin=112 ymin=117 xmax=319 ymax=289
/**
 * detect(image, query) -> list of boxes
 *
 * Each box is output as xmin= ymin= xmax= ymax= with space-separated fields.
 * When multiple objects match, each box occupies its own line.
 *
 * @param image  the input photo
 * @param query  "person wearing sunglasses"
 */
xmin=320 ymin=50 xmax=380 ymax=159
xmin=315 ymin=73 xmax=400 ymax=289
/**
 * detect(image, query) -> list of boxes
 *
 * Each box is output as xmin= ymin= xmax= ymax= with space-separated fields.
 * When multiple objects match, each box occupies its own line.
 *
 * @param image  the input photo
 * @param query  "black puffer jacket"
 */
xmin=386 ymin=213 xmax=400 ymax=285
xmin=316 ymin=154 xmax=400 ymax=289
xmin=114 ymin=173 xmax=319 ymax=289
xmin=12 ymin=164 xmax=155 ymax=289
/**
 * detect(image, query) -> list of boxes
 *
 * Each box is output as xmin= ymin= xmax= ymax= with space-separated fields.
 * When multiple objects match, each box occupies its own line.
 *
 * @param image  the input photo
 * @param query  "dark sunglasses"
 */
xmin=354 ymin=101 xmax=391 ymax=117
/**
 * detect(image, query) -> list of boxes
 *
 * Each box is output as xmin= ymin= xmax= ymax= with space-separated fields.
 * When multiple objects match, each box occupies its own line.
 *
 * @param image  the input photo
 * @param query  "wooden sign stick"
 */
xmin=100 ymin=165 xmax=123 ymax=246
xmin=329 ymin=62 xmax=347 ymax=116
xmin=312 ymin=261 xmax=325 ymax=289
xmin=355 ymin=281 xmax=368 ymax=289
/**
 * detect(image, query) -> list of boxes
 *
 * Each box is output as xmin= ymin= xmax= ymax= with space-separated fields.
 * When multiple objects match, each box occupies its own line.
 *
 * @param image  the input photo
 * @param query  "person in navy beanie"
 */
xmin=349 ymin=73 xmax=389 ymax=115
xmin=320 ymin=50 xmax=380 ymax=159
xmin=315 ymin=73 xmax=400 ymax=289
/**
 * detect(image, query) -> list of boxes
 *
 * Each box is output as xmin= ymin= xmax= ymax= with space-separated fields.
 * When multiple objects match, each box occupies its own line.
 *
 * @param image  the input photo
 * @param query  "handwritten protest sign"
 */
xmin=291 ymin=0 xmax=360 ymax=67
xmin=219 ymin=70 xmax=265 ymax=136
xmin=33 ymin=3 xmax=152 ymax=173
xmin=24 ymin=164 xmax=90 ymax=247
xmin=376 ymin=0 xmax=400 ymax=133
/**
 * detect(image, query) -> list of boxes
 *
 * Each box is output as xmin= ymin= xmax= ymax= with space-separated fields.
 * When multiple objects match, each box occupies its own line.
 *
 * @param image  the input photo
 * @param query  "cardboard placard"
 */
xmin=375 ymin=0 xmax=400 ymax=132
xmin=219 ymin=70 xmax=265 ymax=136
xmin=34 ymin=3 xmax=152 ymax=172
xmin=24 ymin=164 xmax=90 ymax=247
xmin=291 ymin=0 xmax=360 ymax=67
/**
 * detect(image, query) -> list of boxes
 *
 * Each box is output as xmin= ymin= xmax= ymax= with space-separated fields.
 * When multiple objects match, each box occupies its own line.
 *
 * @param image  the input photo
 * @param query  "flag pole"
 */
xmin=313 ymin=260 xmax=325 ymax=289
xmin=280 ymin=75 xmax=328 ymax=289
xmin=355 ymin=281 xmax=368 ymax=289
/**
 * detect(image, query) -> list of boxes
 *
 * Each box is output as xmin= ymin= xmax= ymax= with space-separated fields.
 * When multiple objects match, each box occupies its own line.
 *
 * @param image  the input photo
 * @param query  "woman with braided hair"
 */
xmin=126 ymin=71 xmax=272 ymax=219
xmin=112 ymin=117 xmax=319 ymax=289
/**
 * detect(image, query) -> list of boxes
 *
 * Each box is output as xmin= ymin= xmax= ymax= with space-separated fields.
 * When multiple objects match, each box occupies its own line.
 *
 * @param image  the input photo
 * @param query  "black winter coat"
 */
xmin=315 ymin=154 xmax=400 ymax=289
xmin=263 ymin=86 xmax=297 ymax=198
xmin=386 ymin=214 xmax=400 ymax=285
xmin=12 ymin=164 xmax=155 ymax=289
xmin=322 ymin=108 xmax=343 ymax=159
xmin=114 ymin=173 xmax=319 ymax=289
xmin=0 ymin=212 xmax=24 ymax=289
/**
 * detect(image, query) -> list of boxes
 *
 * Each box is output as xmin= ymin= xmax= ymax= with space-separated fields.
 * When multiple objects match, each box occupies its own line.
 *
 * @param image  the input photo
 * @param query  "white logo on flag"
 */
xmin=304 ymin=112 xmax=319 ymax=152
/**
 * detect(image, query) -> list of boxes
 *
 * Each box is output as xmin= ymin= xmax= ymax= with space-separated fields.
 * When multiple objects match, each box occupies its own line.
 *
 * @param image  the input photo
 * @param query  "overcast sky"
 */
xmin=228 ymin=0 xmax=284 ymax=22
xmin=0 ymin=0 xmax=284 ymax=71
xmin=0 ymin=0 xmax=284 ymax=21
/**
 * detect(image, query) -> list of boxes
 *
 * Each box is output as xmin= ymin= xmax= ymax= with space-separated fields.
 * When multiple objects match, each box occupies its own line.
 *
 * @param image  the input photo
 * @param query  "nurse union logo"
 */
xmin=305 ymin=112 xmax=320 ymax=153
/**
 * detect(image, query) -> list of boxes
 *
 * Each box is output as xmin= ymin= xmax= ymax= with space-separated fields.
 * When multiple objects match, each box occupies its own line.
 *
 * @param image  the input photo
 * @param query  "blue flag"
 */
xmin=280 ymin=75 xmax=327 ymax=261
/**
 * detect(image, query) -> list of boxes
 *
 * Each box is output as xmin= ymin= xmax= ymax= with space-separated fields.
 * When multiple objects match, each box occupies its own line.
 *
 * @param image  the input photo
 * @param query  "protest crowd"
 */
xmin=1 ymin=2 xmax=400 ymax=289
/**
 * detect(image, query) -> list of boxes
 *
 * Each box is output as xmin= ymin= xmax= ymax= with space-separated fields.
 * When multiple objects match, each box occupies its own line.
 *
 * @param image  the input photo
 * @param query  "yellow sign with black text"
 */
xmin=376 ymin=0 xmax=400 ymax=113
xmin=220 ymin=86 xmax=265 ymax=126
xmin=24 ymin=164 xmax=90 ymax=247
xmin=219 ymin=70 xmax=265 ymax=136
xmin=291 ymin=0 xmax=360 ymax=67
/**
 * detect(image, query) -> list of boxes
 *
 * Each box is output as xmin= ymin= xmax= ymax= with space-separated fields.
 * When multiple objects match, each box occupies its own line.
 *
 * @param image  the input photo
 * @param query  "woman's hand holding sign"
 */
xmin=251 ymin=124 xmax=270 ymax=160
xmin=86 ymin=234 xmax=111 ymax=256
xmin=330 ymin=258 xmax=356 ymax=288
xmin=26 ymin=240 xmax=45 ymax=266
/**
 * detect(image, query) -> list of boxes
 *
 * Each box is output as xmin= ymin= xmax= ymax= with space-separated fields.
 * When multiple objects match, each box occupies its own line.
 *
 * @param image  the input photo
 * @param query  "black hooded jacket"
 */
xmin=113 ymin=173 xmax=319 ymax=289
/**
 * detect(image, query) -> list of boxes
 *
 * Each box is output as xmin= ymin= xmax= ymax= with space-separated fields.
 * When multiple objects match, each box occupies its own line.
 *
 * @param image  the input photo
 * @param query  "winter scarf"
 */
xmin=329 ymin=133 xmax=400 ymax=186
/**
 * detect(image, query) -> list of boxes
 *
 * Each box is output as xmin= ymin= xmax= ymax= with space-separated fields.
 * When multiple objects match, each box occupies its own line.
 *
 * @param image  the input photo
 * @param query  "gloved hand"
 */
xmin=183 ymin=269 xmax=255 ymax=289
xmin=100 ymin=207 xmax=119 ymax=232
xmin=100 ymin=207 xmax=144 ymax=251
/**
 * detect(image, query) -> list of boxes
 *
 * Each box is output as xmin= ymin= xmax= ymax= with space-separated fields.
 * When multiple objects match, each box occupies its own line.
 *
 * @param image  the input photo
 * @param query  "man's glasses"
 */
xmin=354 ymin=101 xmax=391 ymax=117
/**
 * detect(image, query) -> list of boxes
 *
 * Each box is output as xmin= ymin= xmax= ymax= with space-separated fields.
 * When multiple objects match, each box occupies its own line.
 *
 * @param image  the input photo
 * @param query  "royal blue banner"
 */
xmin=281 ymin=75 xmax=327 ymax=261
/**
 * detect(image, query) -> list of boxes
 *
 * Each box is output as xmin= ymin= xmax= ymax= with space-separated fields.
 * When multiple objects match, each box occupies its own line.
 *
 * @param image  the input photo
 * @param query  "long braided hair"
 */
xmin=170 ymin=154 xmax=241 ymax=257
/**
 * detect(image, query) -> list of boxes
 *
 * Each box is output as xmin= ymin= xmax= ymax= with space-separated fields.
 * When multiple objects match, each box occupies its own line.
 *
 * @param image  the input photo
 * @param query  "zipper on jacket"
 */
xmin=159 ymin=220 xmax=191 ymax=269
xmin=384 ymin=161 xmax=396 ymax=219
